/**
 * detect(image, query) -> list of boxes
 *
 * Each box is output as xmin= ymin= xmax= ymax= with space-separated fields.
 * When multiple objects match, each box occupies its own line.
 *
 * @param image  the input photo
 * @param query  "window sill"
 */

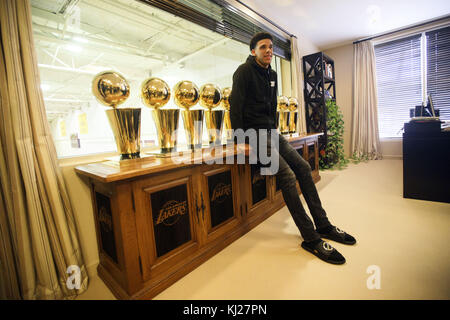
xmin=380 ymin=137 xmax=402 ymax=141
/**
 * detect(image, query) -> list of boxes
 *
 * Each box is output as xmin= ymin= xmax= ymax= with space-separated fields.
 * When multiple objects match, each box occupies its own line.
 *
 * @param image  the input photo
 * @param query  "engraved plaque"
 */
xmin=95 ymin=192 xmax=118 ymax=263
xmin=251 ymin=165 xmax=267 ymax=205
xmin=208 ymin=171 xmax=234 ymax=228
xmin=151 ymin=184 xmax=191 ymax=257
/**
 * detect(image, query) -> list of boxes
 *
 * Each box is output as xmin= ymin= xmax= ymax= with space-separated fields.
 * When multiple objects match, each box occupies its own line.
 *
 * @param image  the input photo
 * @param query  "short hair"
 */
xmin=249 ymin=32 xmax=273 ymax=51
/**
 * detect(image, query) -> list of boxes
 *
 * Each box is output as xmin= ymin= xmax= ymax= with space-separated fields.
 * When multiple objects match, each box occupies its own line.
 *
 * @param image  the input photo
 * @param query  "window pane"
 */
xmin=426 ymin=26 xmax=450 ymax=120
xmin=30 ymin=0 xmax=288 ymax=158
xmin=374 ymin=35 xmax=422 ymax=138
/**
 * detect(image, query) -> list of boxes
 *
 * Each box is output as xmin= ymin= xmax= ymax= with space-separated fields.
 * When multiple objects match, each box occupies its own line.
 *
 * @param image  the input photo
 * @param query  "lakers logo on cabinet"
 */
xmin=156 ymin=200 xmax=187 ymax=226
xmin=210 ymin=183 xmax=232 ymax=203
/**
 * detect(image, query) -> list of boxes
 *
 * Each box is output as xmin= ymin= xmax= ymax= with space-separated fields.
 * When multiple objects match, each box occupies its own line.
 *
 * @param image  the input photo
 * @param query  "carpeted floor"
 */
xmin=77 ymin=160 xmax=450 ymax=300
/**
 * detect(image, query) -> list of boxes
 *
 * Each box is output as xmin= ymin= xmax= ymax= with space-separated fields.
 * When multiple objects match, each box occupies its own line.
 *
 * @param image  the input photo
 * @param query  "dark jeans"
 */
xmin=261 ymin=131 xmax=331 ymax=241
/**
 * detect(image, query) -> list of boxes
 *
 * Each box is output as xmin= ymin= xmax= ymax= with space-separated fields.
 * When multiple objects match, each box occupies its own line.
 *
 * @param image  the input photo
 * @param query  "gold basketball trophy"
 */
xmin=141 ymin=77 xmax=179 ymax=155
xmin=92 ymin=71 xmax=142 ymax=161
xmin=277 ymin=96 xmax=290 ymax=135
xmin=200 ymin=84 xmax=224 ymax=146
xmin=288 ymin=97 xmax=299 ymax=135
xmin=221 ymin=87 xmax=233 ymax=143
xmin=174 ymin=80 xmax=202 ymax=150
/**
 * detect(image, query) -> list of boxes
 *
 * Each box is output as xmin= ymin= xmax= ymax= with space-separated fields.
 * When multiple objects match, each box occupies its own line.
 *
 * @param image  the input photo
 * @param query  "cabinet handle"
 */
xmin=200 ymin=192 xmax=205 ymax=221
xmin=195 ymin=194 xmax=200 ymax=223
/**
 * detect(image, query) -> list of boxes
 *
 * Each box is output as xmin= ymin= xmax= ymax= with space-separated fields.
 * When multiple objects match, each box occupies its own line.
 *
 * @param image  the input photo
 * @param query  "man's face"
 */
xmin=251 ymin=38 xmax=273 ymax=68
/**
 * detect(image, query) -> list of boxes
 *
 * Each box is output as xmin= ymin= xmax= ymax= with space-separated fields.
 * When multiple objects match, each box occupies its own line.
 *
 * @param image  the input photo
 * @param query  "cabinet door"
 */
xmin=244 ymin=164 xmax=272 ymax=218
xmin=92 ymin=183 xmax=119 ymax=266
xmin=132 ymin=168 xmax=200 ymax=282
xmin=197 ymin=164 xmax=242 ymax=244
xmin=305 ymin=138 xmax=320 ymax=181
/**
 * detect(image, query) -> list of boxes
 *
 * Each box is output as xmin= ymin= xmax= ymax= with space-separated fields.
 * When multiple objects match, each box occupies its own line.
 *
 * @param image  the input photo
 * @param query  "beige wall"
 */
xmin=59 ymin=152 xmax=119 ymax=277
xmin=323 ymin=44 xmax=353 ymax=157
xmin=297 ymin=34 xmax=320 ymax=58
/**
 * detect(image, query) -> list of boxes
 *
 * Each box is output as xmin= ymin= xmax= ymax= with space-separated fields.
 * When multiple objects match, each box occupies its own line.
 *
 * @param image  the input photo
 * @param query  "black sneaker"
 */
xmin=318 ymin=226 xmax=356 ymax=245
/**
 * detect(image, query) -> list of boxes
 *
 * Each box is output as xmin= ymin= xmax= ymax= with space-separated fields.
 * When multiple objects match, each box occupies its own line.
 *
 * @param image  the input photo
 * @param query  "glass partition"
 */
xmin=30 ymin=0 xmax=290 ymax=158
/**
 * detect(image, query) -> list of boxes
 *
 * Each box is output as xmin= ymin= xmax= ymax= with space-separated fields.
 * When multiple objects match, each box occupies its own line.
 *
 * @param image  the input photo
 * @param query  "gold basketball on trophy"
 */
xmin=199 ymin=83 xmax=222 ymax=110
xmin=141 ymin=77 xmax=170 ymax=110
xmin=221 ymin=87 xmax=232 ymax=111
xmin=277 ymin=96 xmax=289 ymax=111
xmin=173 ymin=80 xmax=200 ymax=110
xmin=92 ymin=71 xmax=130 ymax=108
xmin=288 ymin=97 xmax=298 ymax=111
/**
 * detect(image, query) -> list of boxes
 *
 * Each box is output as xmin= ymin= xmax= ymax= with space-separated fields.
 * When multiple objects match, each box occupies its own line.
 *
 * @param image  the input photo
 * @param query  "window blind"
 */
xmin=140 ymin=0 xmax=291 ymax=59
xmin=374 ymin=35 xmax=422 ymax=138
xmin=426 ymin=26 xmax=450 ymax=120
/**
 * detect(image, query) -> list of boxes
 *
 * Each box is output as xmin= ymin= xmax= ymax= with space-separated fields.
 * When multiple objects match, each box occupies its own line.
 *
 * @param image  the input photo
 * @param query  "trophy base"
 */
xmin=202 ymin=141 xmax=227 ymax=148
xmin=103 ymin=154 xmax=156 ymax=167
xmin=146 ymin=146 xmax=179 ymax=158
xmin=205 ymin=140 xmax=224 ymax=147
xmin=120 ymin=152 xmax=141 ymax=160
xmin=188 ymin=143 xmax=203 ymax=150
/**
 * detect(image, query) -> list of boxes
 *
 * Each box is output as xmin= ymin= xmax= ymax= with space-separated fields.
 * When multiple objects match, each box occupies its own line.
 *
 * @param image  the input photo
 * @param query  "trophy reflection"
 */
xmin=174 ymin=81 xmax=202 ymax=150
xmin=200 ymin=84 xmax=224 ymax=146
xmin=288 ymin=97 xmax=299 ymax=135
xmin=277 ymin=96 xmax=290 ymax=135
xmin=141 ymin=77 xmax=179 ymax=154
xmin=221 ymin=87 xmax=233 ymax=143
xmin=92 ymin=71 xmax=141 ymax=160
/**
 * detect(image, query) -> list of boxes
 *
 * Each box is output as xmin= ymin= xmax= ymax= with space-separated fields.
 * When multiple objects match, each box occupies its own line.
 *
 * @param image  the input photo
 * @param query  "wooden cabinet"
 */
xmin=76 ymin=134 xmax=322 ymax=299
xmin=197 ymin=164 xmax=242 ymax=244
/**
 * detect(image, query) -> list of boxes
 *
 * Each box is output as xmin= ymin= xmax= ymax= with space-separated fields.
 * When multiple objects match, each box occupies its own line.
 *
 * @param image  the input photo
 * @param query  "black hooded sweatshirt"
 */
xmin=229 ymin=55 xmax=278 ymax=131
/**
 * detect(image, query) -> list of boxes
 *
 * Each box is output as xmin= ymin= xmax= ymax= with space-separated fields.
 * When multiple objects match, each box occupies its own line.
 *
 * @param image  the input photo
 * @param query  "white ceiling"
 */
xmin=244 ymin=0 xmax=450 ymax=50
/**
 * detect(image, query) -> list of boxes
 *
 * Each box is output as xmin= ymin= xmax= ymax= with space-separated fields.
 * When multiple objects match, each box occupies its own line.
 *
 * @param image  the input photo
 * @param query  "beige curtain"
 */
xmin=0 ymin=0 xmax=88 ymax=299
xmin=351 ymin=41 xmax=382 ymax=159
xmin=290 ymin=36 xmax=307 ymax=135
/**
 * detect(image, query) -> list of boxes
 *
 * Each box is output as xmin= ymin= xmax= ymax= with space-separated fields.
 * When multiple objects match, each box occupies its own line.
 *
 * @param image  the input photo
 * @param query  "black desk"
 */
xmin=403 ymin=129 xmax=450 ymax=203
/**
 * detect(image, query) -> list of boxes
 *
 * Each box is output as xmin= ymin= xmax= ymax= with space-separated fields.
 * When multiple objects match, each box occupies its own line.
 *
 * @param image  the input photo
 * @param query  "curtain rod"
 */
xmin=353 ymin=14 xmax=450 ymax=44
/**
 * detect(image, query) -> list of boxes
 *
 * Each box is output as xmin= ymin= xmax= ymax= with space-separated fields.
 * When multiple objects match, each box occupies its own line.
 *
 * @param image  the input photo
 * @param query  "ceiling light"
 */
xmin=65 ymin=44 xmax=83 ymax=53
xmin=73 ymin=36 xmax=88 ymax=43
